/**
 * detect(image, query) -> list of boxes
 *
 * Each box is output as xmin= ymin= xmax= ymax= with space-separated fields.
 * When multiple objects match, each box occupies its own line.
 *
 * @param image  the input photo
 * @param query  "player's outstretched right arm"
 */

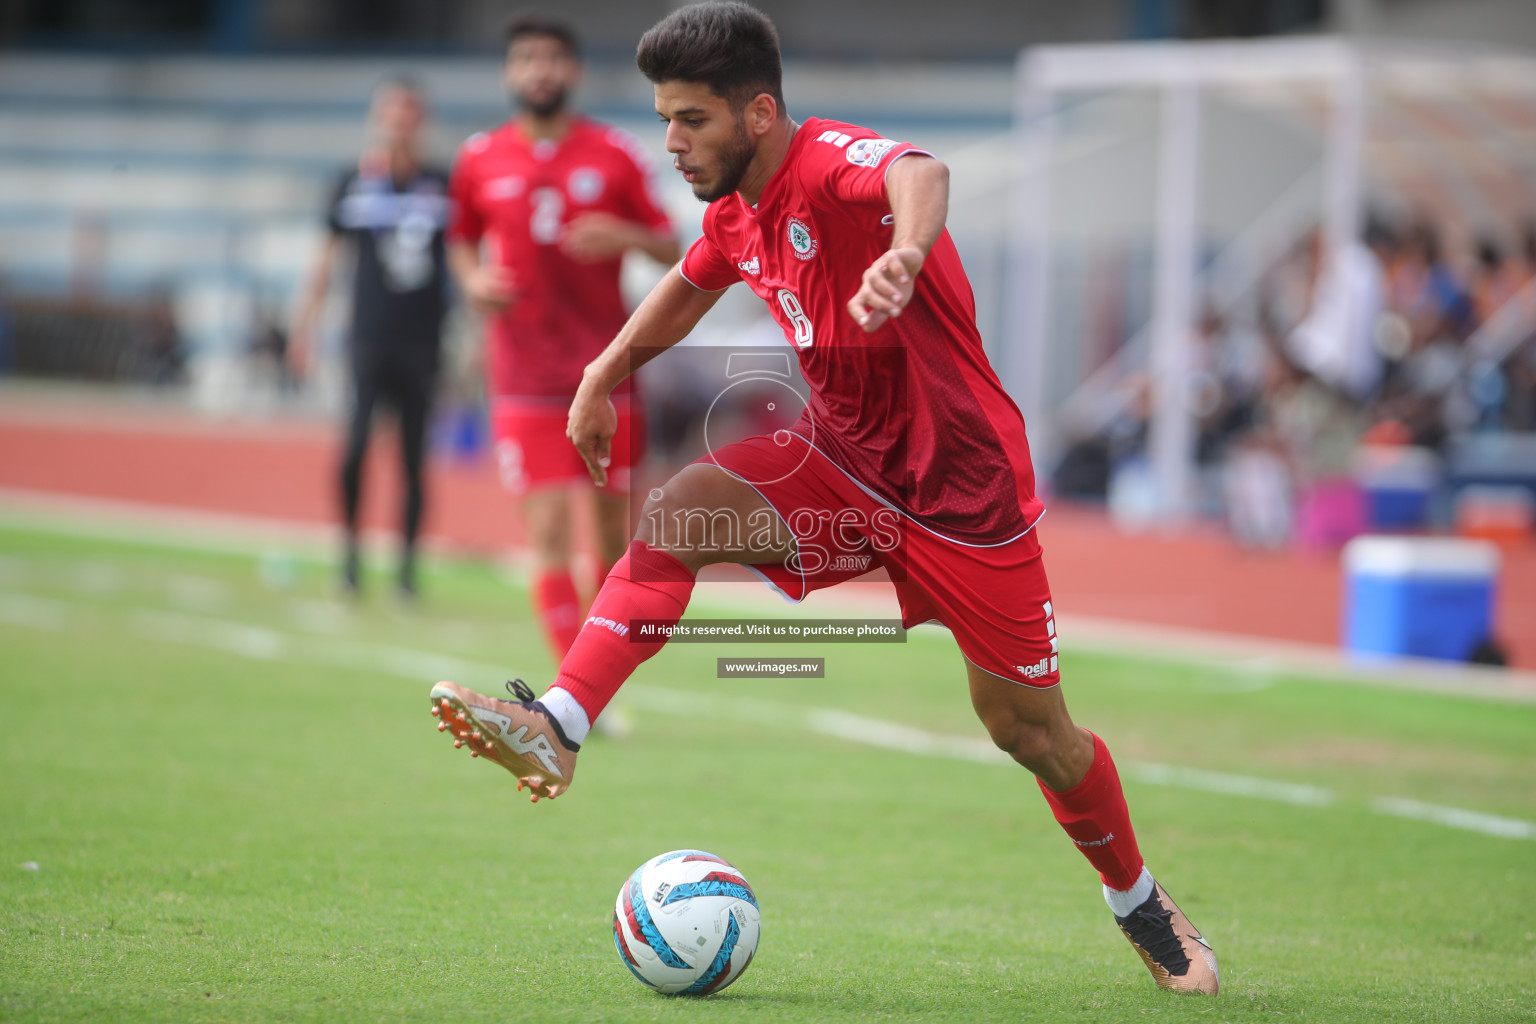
xmin=568 ymin=266 xmax=725 ymax=485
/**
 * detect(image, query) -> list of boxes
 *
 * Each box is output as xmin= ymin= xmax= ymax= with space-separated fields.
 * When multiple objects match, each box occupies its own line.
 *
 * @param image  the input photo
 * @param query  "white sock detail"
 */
xmin=539 ymin=686 xmax=591 ymax=747
xmin=1103 ymin=866 xmax=1155 ymax=918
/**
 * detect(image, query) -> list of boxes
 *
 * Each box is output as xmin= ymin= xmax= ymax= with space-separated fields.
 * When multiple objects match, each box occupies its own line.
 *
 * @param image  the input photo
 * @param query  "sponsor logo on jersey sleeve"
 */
xmin=786 ymin=216 xmax=818 ymax=261
xmin=568 ymin=167 xmax=605 ymax=204
xmin=845 ymin=137 xmax=899 ymax=168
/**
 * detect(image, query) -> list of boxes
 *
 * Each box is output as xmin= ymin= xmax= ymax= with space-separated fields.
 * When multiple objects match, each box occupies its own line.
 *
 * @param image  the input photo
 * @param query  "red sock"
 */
xmin=533 ymin=569 xmax=582 ymax=659
xmin=1037 ymin=733 xmax=1144 ymax=891
xmin=553 ymin=541 xmax=694 ymax=721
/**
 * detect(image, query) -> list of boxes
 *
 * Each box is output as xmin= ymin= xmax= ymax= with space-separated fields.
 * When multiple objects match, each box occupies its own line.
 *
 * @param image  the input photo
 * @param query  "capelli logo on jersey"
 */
xmin=737 ymin=256 xmax=761 ymax=275
xmin=787 ymin=216 xmax=818 ymax=261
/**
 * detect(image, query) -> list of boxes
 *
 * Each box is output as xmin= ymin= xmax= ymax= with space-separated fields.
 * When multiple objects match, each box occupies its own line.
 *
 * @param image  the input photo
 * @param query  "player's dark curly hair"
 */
xmin=504 ymin=11 xmax=580 ymax=58
xmin=636 ymin=2 xmax=785 ymax=113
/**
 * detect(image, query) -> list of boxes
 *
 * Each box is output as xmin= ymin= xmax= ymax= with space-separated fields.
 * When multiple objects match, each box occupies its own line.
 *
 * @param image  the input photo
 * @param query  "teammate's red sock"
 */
xmin=533 ymin=569 xmax=583 ymax=659
xmin=1037 ymin=733 xmax=1145 ymax=891
xmin=551 ymin=541 xmax=695 ymax=721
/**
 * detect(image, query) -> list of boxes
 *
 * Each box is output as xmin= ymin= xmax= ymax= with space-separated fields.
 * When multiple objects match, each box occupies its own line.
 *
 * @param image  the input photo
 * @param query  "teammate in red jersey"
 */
xmin=429 ymin=2 xmax=1218 ymax=996
xmin=447 ymin=13 xmax=680 ymax=659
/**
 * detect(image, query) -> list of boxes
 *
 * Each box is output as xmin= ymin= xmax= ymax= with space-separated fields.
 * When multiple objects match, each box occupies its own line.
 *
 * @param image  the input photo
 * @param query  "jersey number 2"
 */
xmin=530 ymin=187 xmax=564 ymax=245
xmin=777 ymin=288 xmax=814 ymax=349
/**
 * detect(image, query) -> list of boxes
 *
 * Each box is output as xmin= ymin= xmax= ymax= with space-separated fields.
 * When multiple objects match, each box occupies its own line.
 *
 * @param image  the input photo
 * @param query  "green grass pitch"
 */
xmin=1 ymin=521 xmax=1534 ymax=1022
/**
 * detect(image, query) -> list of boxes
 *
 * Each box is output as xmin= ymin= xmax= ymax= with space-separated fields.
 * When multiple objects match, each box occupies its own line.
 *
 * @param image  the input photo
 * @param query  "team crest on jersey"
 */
xmin=846 ymin=138 xmax=898 ymax=168
xmin=787 ymin=216 xmax=818 ymax=261
xmin=568 ymin=167 xmax=605 ymax=203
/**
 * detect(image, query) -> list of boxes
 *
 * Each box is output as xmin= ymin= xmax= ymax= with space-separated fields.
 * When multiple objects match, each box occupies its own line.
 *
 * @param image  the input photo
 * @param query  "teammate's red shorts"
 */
xmin=701 ymin=431 xmax=1060 ymax=688
xmin=491 ymin=394 xmax=645 ymax=497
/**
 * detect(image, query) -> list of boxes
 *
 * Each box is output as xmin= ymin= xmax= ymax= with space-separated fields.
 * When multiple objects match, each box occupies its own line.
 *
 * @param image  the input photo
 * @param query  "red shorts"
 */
xmin=491 ymin=395 xmax=645 ymax=497
xmin=701 ymin=432 xmax=1060 ymax=687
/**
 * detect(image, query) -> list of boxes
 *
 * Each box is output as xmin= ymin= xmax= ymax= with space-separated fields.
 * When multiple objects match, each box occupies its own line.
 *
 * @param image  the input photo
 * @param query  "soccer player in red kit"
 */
xmin=430 ymin=2 xmax=1218 ymax=996
xmin=447 ymin=13 xmax=680 ymax=659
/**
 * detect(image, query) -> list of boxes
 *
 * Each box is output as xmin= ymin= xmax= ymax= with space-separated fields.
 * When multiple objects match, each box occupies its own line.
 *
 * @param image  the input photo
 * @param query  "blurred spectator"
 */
xmin=137 ymin=283 xmax=185 ymax=386
xmin=1285 ymin=226 xmax=1385 ymax=401
xmin=1387 ymin=220 xmax=1472 ymax=349
xmin=1223 ymin=433 xmax=1293 ymax=549
xmin=1504 ymin=224 xmax=1536 ymax=430
xmin=245 ymin=293 xmax=291 ymax=395
xmin=0 ymin=273 xmax=12 ymax=375
xmin=1053 ymin=205 xmax=1536 ymax=546
xmin=1264 ymin=355 xmax=1366 ymax=547
xmin=289 ymin=76 xmax=451 ymax=599
xmin=1470 ymin=235 xmax=1528 ymax=327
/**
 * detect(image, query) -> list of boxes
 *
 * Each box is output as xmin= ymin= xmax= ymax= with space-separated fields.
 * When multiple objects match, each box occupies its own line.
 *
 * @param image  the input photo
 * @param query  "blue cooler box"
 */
xmin=1352 ymin=446 xmax=1439 ymax=529
xmin=1342 ymin=537 xmax=1500 ymax=662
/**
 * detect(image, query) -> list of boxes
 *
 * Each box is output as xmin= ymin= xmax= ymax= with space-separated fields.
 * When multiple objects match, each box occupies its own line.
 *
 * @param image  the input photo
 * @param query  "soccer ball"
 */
xmin=612 ymin=849 xmax=761 ymax=995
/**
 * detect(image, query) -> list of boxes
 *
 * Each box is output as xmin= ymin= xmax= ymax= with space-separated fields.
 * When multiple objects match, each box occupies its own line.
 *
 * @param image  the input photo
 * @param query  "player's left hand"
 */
xmin=562 ymin=213 xmax=640 ymax=263
xmin=568 ymin=380 xmax=619 ymax=487
xmin=848 ymin=247 xmax=924 ymax=333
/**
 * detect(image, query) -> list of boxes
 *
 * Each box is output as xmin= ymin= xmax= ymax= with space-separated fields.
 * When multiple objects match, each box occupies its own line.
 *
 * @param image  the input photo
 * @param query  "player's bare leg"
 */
xmin=966 ymin=661 xmax=1219 ymax=995
xmin=586 ymin=487 xmax=639 ymax=739
xmin=630 ymin=463 xmax=795 ymax=571
xmin=593 ymin=489 xmax=632 ymax=578
xmin=430 ymin=463 xmax=792 ymax=800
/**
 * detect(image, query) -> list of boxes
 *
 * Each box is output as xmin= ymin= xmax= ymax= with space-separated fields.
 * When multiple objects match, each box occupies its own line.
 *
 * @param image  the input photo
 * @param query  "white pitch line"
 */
xmin=807 ymin=707 xmax=1009 ymax=766
xmin=1370 ymin=797 xmax=1536 ymax=841
xmin=0 ymin=591 xmax=68 ymax=631
xmin=632 ymin=686 xmax=1534 ymax=841
xmin=8 ymin=489 xmax=1536 ymax=701
xmin=134 ymin=609 xmax=293 ymax=662
xmin=128 ymin=606 xmax=506 ymax=685
xmin=2 ymin=588 xmax=1532 ymax=843
xmin=1128 ymin=762 xmax=1335 ymax=807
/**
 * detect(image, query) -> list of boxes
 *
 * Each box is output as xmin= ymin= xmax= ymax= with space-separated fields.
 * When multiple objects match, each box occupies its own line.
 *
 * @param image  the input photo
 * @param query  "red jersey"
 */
xmin=680 ymin=117 xmax=1045 ymax=546
xmin=448 ymin=117 xmax=672 ymax=400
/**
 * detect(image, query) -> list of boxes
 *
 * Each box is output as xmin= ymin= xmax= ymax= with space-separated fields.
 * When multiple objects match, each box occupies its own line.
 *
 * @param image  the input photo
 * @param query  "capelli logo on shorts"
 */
xmin=1016 ymin=656 xmax=1059 ymax=679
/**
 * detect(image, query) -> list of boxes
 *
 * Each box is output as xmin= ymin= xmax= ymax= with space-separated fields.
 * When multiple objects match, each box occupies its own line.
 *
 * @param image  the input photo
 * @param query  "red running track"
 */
xmin=1 ymin=400 xmax=1531 ymax=667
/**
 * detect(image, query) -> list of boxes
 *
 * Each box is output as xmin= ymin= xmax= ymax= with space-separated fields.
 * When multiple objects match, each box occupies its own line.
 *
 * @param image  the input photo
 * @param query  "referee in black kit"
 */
xmin=291 ymin=77 xmax=450 ymax=599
